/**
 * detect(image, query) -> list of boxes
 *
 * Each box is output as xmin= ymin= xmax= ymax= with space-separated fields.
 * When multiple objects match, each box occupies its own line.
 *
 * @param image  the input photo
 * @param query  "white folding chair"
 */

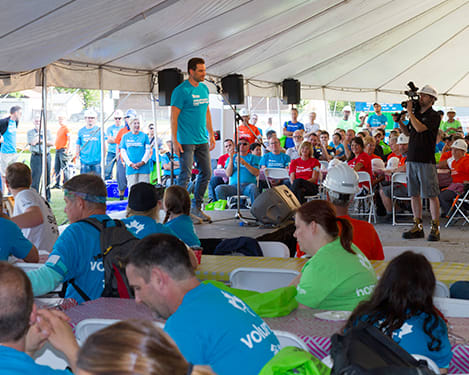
xmin=434 ymin=296 xmax=469 ymax=317
xmin=445 ymin=187 xmax=469 ymax=227
xmin=434 ymin=281 xmax=450 ymax=298
xmin=258 ymin=241 xmax=290 ymax=258
xmin=390 ymin=172 xmax=412 ymax=225
xmin=264 ymin=168 xmax=289 ymax=189
xmin=34 ymin=343 xmax=70 ymax=370
xmin=351 ymin=171 xmax=375 ymax=223
xmin=319 ymin=161 xmax=329 ymax=171
xmin=411 ymin=354 xmax=440 ymax=375
xmin=382 ymin=246 xmax=444 ymax=262
xmin=274 ymin=330 xmax=309 ymax=351
xmin=229 ymin=267 xmax=299 ymax=293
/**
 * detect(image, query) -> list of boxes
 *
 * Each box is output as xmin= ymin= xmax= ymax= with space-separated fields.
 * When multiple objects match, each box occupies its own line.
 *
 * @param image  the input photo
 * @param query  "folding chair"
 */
xmin=264 ymin=168 xmax=289 ymax=189
xmin=445 ymin=186 xmax=469 ymax=227
xmin=229 ymin=267 xmax=299 ymax=293
xmin=390 ymin=172 xmax=412 ymax=225
xmin=382 ymin=246 xmax=444 ymax=262
xmin=258 ymin=241 xmax=290 ymax=258
xmin=434 ymin=296 xmax=469 ymax=317
xmin=434 ymin=281 xmax=450 ymax=298
xmin=274 ymin=330 xmax=310 ymax=351
xmin=351 ymin=171 xmax=375 ymax=223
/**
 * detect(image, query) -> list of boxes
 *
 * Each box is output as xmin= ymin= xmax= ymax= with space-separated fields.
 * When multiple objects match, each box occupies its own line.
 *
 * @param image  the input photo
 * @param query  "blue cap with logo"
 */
xmin=125 ymin=109 xmax=137 ymax=118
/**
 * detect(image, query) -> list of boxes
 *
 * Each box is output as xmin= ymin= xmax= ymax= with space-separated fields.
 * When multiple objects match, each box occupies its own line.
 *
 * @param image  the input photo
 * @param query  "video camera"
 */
xmin=394 ymin=81 xmax=420 ymax=122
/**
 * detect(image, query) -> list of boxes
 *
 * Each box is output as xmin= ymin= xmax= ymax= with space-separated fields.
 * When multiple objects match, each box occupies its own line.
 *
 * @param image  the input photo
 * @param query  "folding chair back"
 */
xmin=434 ymin=296 xmax=469 ymax=317
xmin=258 ymin=241 xmax=290 ymax=258
xmin=229 ymin=267 xmax=299 ymax=293
xmin=274 ymin=330 xmax=310 ymax=351
xmin=264 ymin=168 xmax=289 ymax=189
xmin=445 ymin=187 xmax=469 ymax=227
xmin=382 ymin=246 xmax=444 ymax=262
xmin=391 ymin=172 xmax=412 ymax=225
xmin=434 ymin=281 xmax=450 ymax=298
xmin=351 ymin=171 xmax=375 ymax=223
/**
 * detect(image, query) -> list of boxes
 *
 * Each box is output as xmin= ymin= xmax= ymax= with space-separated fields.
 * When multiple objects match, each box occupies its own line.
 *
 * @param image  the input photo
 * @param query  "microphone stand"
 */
xmin=207 ymin=79 xmax=257 ymax=225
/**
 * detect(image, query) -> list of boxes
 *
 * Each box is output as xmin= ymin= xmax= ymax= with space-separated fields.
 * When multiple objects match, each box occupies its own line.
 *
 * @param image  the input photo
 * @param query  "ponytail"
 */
xmin=336 ymin=217 xmax=354 ymax=254
xmin=163 ymin=210 xmax=171 ymax=224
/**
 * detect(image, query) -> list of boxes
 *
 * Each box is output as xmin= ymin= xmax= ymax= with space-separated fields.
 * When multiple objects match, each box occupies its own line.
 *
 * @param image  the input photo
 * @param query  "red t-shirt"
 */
xmin=296 ymin=215 xmax=384 ymax=261
xmin=218 ymin=153 xmax=229 ymax=168
xmin=289 ymin=157 xmax=320 ymax=181
xmin=348 ymin=152 xmax=372 ymax=188
xmin=238 ymin=124 xmax=261 ymax=145
xmin=451 ymin=156 xmax=469 ymax=183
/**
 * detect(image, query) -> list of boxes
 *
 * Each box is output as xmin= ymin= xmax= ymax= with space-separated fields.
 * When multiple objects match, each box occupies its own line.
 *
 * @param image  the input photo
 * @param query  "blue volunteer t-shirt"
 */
xmin=120 ymin=131 xmax=150 ymax=175
xmin=0 ymin=217 xmax=32 ymax=260
xmin=105 ymin=123 xmax=123 ymax=153
xmin=283 ymin=121 xmax=304 ymax=149
xmin=0 ymin=345 xmax=72 ymax=375
xmin=45 ymin=215 xmax=114 ymax=304
xmin=165 ymin=283 xmax=280 ymax=375
xmin=333 ymin=143 xmax=345 ymax=158
xmin=171 ymin=80 xmax=209 ymax=145
xmin=1 ymin=118 xmax=17 ymax=154
xmin=164 ymin=215 xmax=200 ymax=247
xmin=77 ymin=126 xmax=101 ymax=165
xmin=225 ymin=154 xmax=260 ymax=185
xmin=122 ymin=215 xmax=176 ymax=239
xmin=159 ymin=153 xmax=180 ymax=176
xmin=367 ymin=114 xmax=388 ymax=128
xmin=260 ymin=152 xmax=291 ymax=168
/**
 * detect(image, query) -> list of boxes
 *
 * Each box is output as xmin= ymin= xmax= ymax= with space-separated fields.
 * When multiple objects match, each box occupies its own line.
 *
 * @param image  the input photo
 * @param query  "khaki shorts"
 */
xmin=0 ymin=153 xmax=17 ymax=176
xmin=406 ymin=161 xmax=439 ymax=198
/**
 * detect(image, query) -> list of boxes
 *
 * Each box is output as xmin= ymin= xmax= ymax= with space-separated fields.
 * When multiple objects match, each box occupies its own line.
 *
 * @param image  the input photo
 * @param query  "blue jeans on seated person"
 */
xmin=215 ymin=183 xmax=259 ymax=205
xmin=81 ymin=163 xmax=101 ymax=175
xmin=208 ymin=176 xmax=226 ymax=201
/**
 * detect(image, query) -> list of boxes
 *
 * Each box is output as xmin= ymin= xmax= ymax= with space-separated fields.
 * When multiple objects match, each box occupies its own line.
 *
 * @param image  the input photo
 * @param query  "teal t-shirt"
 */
xmin=165 ymin=283 xmax=280 ymax=375
xmin=105 ymin=123 xmax=123 ymax=153
xmin=122 ymin=215 xmax=176 ymax=239
xmin=1 ymin=118 xmax=17 ymax=154
xmin=120 ymin=131 xmax=150 ymax=175
xmin=225 ymin=154 xmax=260 ymax=185
xmin=77 ymin=126 xmax=101 ymax=165
xmin=367 ymin=114 xmax=387 ymax=128
xmin=164 ymin=214 xmax=200 ymax=247
xmin=171 ymin=80 xmax=209 ymax=145
xmin=0 ymin=217 xmax=33 ymax=260
xmin=260 ymin=152 xmax=291 ymax=168
xmin=296 ymin=238 xmax=377 ymax=311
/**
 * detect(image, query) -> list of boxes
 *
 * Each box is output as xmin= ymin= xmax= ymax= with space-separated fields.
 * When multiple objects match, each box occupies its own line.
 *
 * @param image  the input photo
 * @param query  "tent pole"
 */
xmin=322 ymin=87 xmax=328 ymax=130
xmin=100 ymin=89 xmax=105 ymax=181
xmin=277 ymin=95 xmax=282 ymax=134
xmin=41 ymin=67 xmax=48 ymax=200
xmin=150 ymin=91 xmax=161 ymax=184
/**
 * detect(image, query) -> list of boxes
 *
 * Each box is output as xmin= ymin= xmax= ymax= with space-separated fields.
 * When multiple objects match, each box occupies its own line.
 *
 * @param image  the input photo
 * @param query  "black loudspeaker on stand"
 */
xmin=221 ymin=74 xmax=244 ymax=105
xmin=282 ymin=78 xmax=301 ymax=105
xmin=158 ymin=68 xmax=184 ymax=106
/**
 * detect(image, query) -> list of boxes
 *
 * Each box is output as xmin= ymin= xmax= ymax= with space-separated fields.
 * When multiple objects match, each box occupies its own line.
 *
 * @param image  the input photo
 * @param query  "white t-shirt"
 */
xmin=13 ymin=189 xmax=59 ymax=251
xmin=305 ymin=122 xmax=320 ymax=133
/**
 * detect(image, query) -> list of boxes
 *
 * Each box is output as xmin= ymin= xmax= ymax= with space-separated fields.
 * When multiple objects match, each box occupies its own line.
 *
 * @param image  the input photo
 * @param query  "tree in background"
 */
xmin=55 ymin=88 xmax=100 ymax=109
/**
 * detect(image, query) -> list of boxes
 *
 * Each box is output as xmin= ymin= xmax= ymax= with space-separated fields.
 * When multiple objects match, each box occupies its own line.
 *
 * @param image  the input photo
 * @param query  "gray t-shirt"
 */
xmin=27 ymin=128 xmax=53 ymax=154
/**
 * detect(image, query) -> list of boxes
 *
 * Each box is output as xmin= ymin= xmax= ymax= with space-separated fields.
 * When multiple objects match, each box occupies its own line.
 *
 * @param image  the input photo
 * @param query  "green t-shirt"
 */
xmin=336 ymin=118 xmax=357 ymax=130
xmin=379 ymin=140 xmax=392 ymax=155
xmin=296 ymin=238 xmax=377 ymax=311
xmin=440 ymin=120 xmax=462 ymax=134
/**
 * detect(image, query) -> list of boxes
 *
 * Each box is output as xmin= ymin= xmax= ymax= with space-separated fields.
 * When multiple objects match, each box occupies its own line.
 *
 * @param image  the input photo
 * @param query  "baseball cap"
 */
xmin=451 ymin=139 xmax=467 ymax=152
xmin=343 ymin=105 xmax=352 ymax=112
xmin=358 ymin=112 xmax=367 ymax=119
xmin=239 ymin=108 xmax=249 ymax=117
xmin=128 ymin=183 xmax=158 ymax=211
xmin=239 ymin=136 xmax=250 ymax=144
xmin=125 ymin=109 xmax=137 ymax=118
xmin=113 ymin=109 xmax=124 ymax=118
xmin=418 ymin=85 xmax=438 ymax=99
xmin=446 ymin=107 xmax=456 ymax=113
xmin=84 ymin=109 xmax=97 ymax=118
xmin=397 ymin=134 xmax=409 ymax=145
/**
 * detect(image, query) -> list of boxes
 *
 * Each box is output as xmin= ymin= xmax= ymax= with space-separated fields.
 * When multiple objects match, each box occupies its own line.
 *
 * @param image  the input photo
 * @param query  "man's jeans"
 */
xmin=104 ymin=151 xmax=117 ymax=180
xmin=53 ymin=148 xmax=69 ymax=186
xmin=176 ymin=143 xmax=212 ymax=209
xmin=208 ymin=176 xmax=226 ymax=201
xmin=31 ymin=153 xmax=51 ymax=201
xmin=215 ymin=183 xmax=259 ymax=206
xmin=81 ymin=163 xmax=101 ymax=176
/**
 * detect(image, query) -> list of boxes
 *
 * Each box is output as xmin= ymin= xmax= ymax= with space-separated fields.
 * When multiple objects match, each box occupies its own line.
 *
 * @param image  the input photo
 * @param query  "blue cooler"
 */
xmin=106 ymin=200 xmax=128 ymax=213
xmin=106 ymin=180 xmax=128 ymax=198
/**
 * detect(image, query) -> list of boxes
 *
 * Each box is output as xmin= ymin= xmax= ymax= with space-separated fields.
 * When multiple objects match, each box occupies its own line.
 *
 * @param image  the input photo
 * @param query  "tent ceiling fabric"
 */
xmin=0 ymin=0 xmax=468 ymax=105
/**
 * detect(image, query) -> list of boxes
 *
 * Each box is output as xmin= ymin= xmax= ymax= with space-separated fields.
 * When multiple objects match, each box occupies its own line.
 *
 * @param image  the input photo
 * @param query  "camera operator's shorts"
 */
xmin=406 ymin=161 xmax=439 ymax=198
xmin=0 ymin=152 xmax=17 ymax=176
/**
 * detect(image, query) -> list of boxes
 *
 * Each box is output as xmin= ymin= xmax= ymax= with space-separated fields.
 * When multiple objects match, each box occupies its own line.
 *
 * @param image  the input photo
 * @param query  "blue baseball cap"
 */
xmin=125 ymin=109 xmax=137 ymax=118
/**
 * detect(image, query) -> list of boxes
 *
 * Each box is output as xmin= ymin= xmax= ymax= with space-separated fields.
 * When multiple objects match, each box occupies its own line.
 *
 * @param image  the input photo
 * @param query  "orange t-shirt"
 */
xmin=450 ymin=156 xmax=469 ymax=183
xmin=440 ymin=150 xmax=452 ymax=162
xmin=55 ymin=124 xmax=70 ymax=150
xmin=115 ymin=125 xmax=130 ymax=161
xmin=296 ymin=215 xmax=384 ymax=261
xmin=238 ymin=124 xmax=260 ymax=144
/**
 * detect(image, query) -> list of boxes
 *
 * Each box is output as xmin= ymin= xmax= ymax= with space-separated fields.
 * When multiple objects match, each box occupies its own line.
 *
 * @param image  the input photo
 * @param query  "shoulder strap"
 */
xmin=67 ymin=278 xmax=91 ymax=302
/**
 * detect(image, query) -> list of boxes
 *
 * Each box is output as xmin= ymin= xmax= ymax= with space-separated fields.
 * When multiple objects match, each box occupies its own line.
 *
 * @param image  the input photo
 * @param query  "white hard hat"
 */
xmin=343 ymin=105 xmax=352 ymax=112
xmin=446 ymin=107 xmax=456 ymax=113
xmin=328 ymin=158 xmax=342 ymax=170
xmin=371 ymin=158 xmax=385 ymax=172
xmin=358 ymin=112 xmax=367 ymax=119
xmin=386 ymin=156 xmax=400 ymax=170
xmin=239 ymin=108 xmax=249 ymax=117
xmin=84 ymin=109 xmax=97 ymax=118
xmin=397 ymin=134 xmax=409 ymax=145
xmin=323 ymin=162 xmax=359 ymax=195
xmin=451 ymin=139 xmax=467 ymax=152
xmin=113 ymin=109 xmax=124 ymax=118
xmin=418 ymin=84 xmax=438 ymax=99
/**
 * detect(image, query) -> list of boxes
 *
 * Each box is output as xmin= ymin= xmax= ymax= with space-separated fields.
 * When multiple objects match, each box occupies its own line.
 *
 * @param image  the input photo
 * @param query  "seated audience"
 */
xmin=27 ymin=174 xmax=114 ymax=303
xmin=215 ymin=138 xmax=260 ymax=205
xmin=6 ymin=163 xmax=59 ymax=251
xmin=286 ymin=130 xmax=304 ymax=160
xmin=330 ymin=132 xmax=345 ymax=160
xmin=291 ymin=200 xmax=377 ymax=310
xmin=440 ymin=139 xmax=469 ymax=217
xmin=347 ymin=137 xmax=372 ymax=193
xmin=208 ymin=138 xmax=234 ymax=203
xmin=385 ymin=135 xmax=400 ymax=162
xmin=363 ymin=136 xmax=382 ymax=160
xmin=163 ymin=185 xmax=201 ymax=247
xmin=125 ymin=234 xmax=280 ymax=375
xmin=439 ymin=134 xmax=464 ymax=167
xmin=342 ymin=129 xmax=356 ymax=160
xmin=249 ymin=142 xmax=262 ymax=157
xmin=259 ymin=136 xmax=290 ymax=189
xmin=0 ymin=262 xmax=79 ymax=374
xmin=289 ymin=141 xmax=320 ymax=204
xmin=0 ymin=190 xmax=38 ymax=262
xmin=345 ymin=251 xmax=452 ymax=371
xmin=159 ymin=140 xmax=180 ymax=187
xmin=77 ymin=319 xmax=215 ymax=375
xmin=316 ymin=131 xmax=335 ymax=161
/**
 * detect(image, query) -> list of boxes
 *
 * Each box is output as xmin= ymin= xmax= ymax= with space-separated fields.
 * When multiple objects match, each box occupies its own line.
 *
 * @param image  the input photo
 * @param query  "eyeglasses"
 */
xmin=114 ymin=117 xmax=122 ymax=120
xmin=293 ymin=136 xmax=303 ymax=139
xmin=85 ymin=117 xmax=96 ymax=119
xmin=240 ymin=143 xmax=249 ymax=146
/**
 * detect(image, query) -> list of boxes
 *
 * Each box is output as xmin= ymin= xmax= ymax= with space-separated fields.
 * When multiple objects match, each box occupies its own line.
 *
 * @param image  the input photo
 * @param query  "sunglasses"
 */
xmin=114 ymin=117 xmax=122 ymax=120
xmin=240 ymin=143 xmax=249 ymax=146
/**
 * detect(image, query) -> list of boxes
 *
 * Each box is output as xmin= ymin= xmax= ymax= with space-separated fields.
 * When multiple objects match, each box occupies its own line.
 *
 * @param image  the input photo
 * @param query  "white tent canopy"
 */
xmin=1 ymin=0 xmax=468 ymax=105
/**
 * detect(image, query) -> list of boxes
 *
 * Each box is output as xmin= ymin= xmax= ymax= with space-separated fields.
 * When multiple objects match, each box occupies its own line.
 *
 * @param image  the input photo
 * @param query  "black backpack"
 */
xmin=330 ymin=323 xmax=436 ymax=375
xmin=65 ymin=217 xmax=139 ymax=301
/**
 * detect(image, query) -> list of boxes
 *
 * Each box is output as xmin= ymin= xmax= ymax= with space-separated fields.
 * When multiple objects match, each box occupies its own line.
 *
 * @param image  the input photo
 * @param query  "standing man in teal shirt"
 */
xmin=0 ymin=106 xmax=22 ymax=193
xmin=171 ymin=57 xmax=215 ymax=222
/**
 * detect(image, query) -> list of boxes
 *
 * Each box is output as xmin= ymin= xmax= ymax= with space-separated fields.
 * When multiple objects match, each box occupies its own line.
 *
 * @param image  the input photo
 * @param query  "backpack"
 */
xmin=330 ymin=323 xmax=436 ymax=375
xmin=65 ymin=217 xmax=139 ymax=301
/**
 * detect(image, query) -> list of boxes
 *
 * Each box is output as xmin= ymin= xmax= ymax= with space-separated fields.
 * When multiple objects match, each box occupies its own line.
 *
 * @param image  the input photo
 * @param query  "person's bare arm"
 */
xmin=289 ymin=172 xmax=295 ymax=185
xmin=23 ymin=245 xmax=39 ymax=263
xmin=171 ymin=106 xmax=183 ymax=156
xmin=206 ymin=107 xmax=215 ymax=151
xmin=353 ymin=162 xmax=364 ymax=172
xmin=307 ymin=169 xmax=319 ymax=184
xmin=12 ymin=206 xmax=44 ymax=228
xmin=240 ymin=158 xmax=259 ymax=177
xmin=225 ymin=152 xmax=235 ymax=177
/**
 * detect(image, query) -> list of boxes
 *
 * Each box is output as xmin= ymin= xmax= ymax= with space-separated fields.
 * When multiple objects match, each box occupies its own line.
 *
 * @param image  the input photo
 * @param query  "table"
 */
xmin=196 ymin=255 xmax=469 ymax=286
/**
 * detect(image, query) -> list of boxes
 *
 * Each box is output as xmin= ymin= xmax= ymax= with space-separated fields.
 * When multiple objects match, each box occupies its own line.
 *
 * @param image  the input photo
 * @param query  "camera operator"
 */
xmin=398 ymin=85 xmax=441 ymax=241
